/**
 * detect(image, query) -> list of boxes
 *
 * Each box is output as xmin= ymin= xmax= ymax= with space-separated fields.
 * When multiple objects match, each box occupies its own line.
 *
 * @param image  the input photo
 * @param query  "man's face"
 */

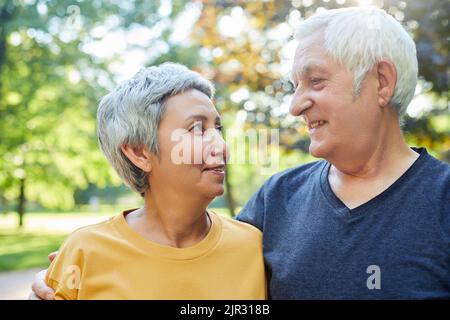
xmin=289 ymin=33 xmax=381 ymax=161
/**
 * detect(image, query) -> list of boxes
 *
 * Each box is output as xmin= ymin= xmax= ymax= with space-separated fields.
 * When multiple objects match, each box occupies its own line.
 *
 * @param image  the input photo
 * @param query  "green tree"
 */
xmin=0 ymin=0 xmax=194 ymax=227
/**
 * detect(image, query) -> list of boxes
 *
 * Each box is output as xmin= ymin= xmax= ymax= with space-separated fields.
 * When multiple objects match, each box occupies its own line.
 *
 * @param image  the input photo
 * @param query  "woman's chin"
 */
xmin=204 ymin=185 xmax=225 ymax=199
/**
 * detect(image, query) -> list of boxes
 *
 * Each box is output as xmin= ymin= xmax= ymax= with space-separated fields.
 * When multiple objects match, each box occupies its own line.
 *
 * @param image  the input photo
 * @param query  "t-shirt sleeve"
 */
xmin=236 ymin=181 xmax=268 ymax=231
xmin=45 ymin=231 xmax=85 ymax=300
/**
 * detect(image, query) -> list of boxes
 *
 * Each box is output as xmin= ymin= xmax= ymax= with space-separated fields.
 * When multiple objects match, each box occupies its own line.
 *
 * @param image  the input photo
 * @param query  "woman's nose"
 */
xmin=211 ymin=133 xmax=225 ymax=154
xmin=208 ymin=130 xmax=228 ymax=162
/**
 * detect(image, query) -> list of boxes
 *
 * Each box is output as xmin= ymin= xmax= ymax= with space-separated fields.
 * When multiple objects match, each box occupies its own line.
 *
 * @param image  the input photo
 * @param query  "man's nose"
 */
xmin=289 ymin=91 xmax=313 ymax=116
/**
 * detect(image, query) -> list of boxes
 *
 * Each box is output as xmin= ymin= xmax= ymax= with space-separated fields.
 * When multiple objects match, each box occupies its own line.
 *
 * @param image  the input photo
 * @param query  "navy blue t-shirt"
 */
xmin=237 ymin=148 xmax=450 ymax=299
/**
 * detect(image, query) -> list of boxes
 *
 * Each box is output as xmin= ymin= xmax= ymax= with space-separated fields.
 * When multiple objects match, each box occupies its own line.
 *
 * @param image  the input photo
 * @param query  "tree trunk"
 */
xmin=224 ymin=166 xmax=236 ymax=217
xmin=17 ymin=177 xmax=26 ymax=228
xmin=0 ymin=192 xmax=6 ymax=214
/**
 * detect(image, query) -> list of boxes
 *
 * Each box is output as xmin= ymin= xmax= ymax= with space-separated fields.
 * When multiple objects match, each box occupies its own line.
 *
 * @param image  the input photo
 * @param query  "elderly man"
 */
xmin=236 ymin=6 xmax=449 ymax=299
xmin=31 ymin=6 xmax=449 ymax=299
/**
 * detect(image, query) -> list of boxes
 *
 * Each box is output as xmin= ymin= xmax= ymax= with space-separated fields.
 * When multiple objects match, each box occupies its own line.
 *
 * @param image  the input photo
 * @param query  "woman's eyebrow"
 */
xmin=184 ymin=114 xmax=208 ymax=124
xmin=184 ymin=114 xmax=221 ymax=124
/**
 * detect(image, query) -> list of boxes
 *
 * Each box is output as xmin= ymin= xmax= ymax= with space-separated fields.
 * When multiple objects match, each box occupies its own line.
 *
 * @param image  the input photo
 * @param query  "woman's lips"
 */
xmin=202 ymin=165 xmax=225 ymax=177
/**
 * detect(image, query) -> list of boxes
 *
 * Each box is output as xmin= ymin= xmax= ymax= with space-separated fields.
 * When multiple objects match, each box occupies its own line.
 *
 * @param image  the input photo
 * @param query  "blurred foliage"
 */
xmin=1 ymin=0 xmax=119 ymax=226
xmin=0 ymin=0 xmax=187 ymax=224
xmin=0 ymin=0 xmax=448 ymax=223
xmin=189 ymin=0 xmax=449 ymax=158
xmin=186 ymin=0 xmax=449 ymax=207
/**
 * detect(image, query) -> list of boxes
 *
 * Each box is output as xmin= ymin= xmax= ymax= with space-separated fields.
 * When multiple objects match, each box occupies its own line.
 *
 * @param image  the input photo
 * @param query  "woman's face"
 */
xmin=148 ymin=89 xmax=228 ymax=200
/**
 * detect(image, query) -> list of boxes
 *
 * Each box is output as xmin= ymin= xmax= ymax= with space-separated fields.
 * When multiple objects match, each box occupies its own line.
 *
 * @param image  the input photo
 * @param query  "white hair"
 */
xmin=97 ymin=62 xmax=214 ymax=195
xmin=295 ymin=6 xmax=418 ymax=117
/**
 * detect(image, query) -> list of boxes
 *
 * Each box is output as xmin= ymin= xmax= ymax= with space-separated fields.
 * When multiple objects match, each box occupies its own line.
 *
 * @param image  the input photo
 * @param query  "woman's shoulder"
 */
xmin=213 ymin=212 xmax=262 ymax=240
xmin=59 ymin=215 xmax=118 ymax=250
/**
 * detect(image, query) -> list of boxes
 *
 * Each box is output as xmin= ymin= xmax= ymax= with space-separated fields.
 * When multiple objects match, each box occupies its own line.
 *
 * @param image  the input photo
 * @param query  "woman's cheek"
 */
xmin=167 ymin=132 xmax=202 ymax=165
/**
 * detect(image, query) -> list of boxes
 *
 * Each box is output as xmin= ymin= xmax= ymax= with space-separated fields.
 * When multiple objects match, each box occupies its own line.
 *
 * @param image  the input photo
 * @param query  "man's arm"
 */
xmin=28 ymin=252 xmax=58 ymax=300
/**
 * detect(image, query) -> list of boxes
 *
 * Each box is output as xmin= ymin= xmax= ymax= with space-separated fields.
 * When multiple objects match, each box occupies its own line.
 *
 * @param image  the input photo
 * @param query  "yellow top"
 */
xmin=45 ymin=210 xmax=267 ymax=300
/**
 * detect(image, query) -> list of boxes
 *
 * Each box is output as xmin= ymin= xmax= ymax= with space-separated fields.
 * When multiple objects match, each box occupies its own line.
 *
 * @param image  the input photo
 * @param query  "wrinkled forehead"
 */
xmin=290 ymin=38 xmax=329 ymax=81
xmin=295 ymin=30 xmax=325 ymax=52
xmin=293 ymin=32 xmax=327 ymax=64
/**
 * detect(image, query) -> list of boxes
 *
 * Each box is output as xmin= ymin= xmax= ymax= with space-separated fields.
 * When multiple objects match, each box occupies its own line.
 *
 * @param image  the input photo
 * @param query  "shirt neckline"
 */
xmin=319 ymin=147 xmax=430 ymax=218
xmin=112 ymin=209 xmax=222 ymax=260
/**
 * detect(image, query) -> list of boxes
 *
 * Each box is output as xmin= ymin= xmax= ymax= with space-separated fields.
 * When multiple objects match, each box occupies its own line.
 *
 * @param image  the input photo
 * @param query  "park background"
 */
xmin=0 ymin=0 xmax=448 ymax=299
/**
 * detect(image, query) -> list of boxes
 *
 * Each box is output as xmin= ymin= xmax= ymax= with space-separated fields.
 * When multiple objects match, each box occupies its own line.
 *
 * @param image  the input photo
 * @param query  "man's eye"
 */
xmin=310 ymin=78 xmax=322 ymax=84
xmin=216 ymin=125 xmax=223 ymax=132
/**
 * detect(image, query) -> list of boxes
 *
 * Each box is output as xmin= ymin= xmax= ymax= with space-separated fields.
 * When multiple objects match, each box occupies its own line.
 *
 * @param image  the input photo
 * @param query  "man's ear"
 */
xmin=376 ymin=59 xmax=397 ymax=107
xmin=120 ymin=144 xmax=152 ymax=172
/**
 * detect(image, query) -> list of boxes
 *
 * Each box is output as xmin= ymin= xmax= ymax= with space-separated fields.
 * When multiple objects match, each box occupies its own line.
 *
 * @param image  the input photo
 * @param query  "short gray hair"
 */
xmin=295 ymin=6 xmax=418 ymax=117
xmin=97 ymin=62 xmax=214 ymax=195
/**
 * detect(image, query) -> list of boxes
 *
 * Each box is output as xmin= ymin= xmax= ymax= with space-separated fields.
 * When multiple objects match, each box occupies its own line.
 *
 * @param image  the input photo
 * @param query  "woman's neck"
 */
xmin=126 ymin=191 xmax=212 ymax=248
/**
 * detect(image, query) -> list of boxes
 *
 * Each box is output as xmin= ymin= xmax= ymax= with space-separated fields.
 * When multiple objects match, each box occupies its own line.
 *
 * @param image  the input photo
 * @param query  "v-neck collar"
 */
xmin=319 ymin=147 xmax=429 ymax=220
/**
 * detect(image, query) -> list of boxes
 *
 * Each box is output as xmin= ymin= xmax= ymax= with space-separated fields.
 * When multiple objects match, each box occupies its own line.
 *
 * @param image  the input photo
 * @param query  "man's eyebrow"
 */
xmin=291 ymin=63 xmax=329 ymax=87
xmin=293 ymin=63 xmax=328 ymax=79
xmin=301 ymin=63 xmax=328 ymax=76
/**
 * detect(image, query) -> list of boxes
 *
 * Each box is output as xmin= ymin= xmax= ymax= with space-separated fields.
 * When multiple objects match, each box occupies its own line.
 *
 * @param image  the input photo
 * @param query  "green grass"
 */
xmin=0 ymin=230 xmax=68 ymax=271
xmin=0 ymin=207 xmax=233 ymax=272
xmin=0 ymin=211 xmax=113 ymax=272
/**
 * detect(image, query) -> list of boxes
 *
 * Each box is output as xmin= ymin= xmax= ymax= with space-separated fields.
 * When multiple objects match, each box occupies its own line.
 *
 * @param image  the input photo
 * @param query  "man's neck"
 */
xmin=329 ymin=113 xmax=419 ymax=179
xmin=327 ymin=120 xmax=420 ymax=209
xmin=330 ymin=142 xmax=418 ymax=181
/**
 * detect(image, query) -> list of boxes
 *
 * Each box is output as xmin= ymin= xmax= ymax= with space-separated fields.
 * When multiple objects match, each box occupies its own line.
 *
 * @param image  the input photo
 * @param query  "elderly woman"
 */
xmin=44 ymin=63 xmax=266 ymax=299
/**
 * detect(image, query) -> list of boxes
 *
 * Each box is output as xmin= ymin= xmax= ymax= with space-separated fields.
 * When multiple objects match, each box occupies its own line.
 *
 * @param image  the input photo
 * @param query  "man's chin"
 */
xmin=309 ymin=142 xmax=329 ymax=159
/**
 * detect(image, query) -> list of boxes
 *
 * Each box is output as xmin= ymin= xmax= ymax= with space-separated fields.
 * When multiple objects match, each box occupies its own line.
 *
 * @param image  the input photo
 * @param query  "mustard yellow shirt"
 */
xmin=45 ymin=211 xmax=267 ymax=299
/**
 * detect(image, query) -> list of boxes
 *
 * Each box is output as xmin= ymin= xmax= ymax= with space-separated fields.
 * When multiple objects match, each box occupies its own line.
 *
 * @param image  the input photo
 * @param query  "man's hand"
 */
xmin=28 ymin=251 xmax=58 ymax=300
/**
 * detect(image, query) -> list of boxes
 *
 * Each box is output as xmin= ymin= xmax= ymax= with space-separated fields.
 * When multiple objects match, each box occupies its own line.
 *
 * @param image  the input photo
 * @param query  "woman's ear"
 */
xmin=120 ymin=144 xmax=152 ymax=172
xmin=376 ymin=59 xmax=397 ymax=108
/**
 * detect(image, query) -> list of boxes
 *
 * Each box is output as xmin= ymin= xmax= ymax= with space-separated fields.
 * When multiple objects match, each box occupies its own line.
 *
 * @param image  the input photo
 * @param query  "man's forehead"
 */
xmin=290 ymin=58 xmax=329 ymax=82
xmin=294 ymin=38 xmax=326 ymax=60
xmin=294 ymin=59 xmax=328 ymax=72
xmin=295 ymin=32 xmax=324 ymax=53
xmin=290 ymin=32 xmax=332 ymax=80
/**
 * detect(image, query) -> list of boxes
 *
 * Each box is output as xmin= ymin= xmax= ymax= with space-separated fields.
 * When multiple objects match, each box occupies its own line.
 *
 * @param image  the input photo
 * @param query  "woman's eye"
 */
xmin=310 ymin=78 xmax=323 ymax=85
xmin=189 ymin=122 xmax=204 ymax=134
